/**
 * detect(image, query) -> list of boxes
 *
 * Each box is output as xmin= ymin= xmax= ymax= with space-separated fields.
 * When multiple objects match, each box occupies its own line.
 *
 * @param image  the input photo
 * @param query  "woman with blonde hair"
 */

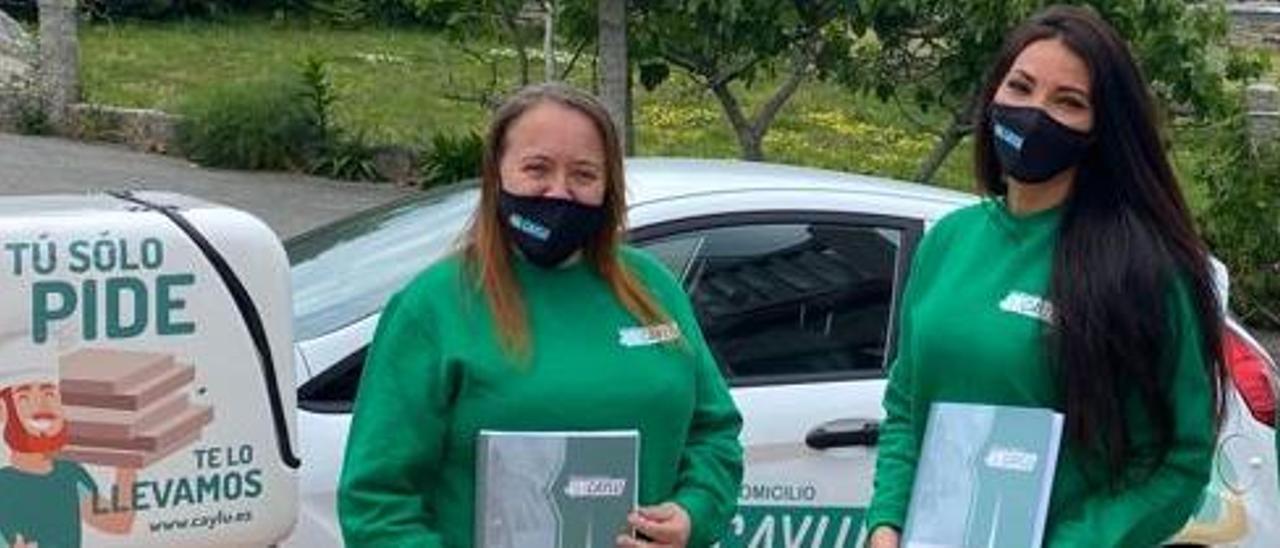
xmin=338 ymin=83 xmax=744 ymax=548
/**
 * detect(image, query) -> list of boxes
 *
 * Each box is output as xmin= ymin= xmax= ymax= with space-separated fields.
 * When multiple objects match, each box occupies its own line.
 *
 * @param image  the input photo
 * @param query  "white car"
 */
xmin=282 ymin=158 xmax=1279 ymax=547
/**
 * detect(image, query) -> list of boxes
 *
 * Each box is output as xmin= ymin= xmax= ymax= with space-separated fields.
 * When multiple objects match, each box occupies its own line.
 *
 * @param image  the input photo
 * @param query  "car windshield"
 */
xmin=287 ymin=182 xmax=479 ymax=340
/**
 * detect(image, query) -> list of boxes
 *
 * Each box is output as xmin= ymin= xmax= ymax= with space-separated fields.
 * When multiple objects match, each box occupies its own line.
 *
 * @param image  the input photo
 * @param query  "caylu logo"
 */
xmin=564 ymin=476 xmax=627 ymax=498
xmin=508 ymin=213 xmax=551 ymax=242
xmin=994 ymin=122 xmax=1025 ymax=151
xmin=983 ymin=446 xmax=1039 ymax=473
xmin=999 ymin=291 xmax=1054 ymax=325
xmin=618 ymin=323 xmax=681 ymax=348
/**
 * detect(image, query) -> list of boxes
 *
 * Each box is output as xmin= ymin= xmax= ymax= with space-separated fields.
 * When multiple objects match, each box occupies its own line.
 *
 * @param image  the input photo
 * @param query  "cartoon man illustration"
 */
xmin=0 ymin=348 xmax=137 ymax=547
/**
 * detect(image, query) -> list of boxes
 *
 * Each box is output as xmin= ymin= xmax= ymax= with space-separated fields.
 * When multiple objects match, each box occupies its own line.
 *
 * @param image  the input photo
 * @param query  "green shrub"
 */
xmin=1196 ymin=110 xmax=1280 ymax=329
xmin=176 ymin=75 xmax=318 ymax=170
xmin=419 ymin=130 xmax=482 ymax=189
xmin=176 ymin=54 xmax=393 ymax=182
xmin=308 ymin=0 xmax=367 ymax=27
xmin=81 ymin=0 xmax=289 ymax=21
xmin=309 ymin=131 xmax=384 ymax=181
xmin=14 ymin=97 xmax=50 ymax=136
xmin=298 ymin=55 xmax=336 ymax=144
xmin=394 ymin=0 xmax=460 ymax=27
xmin=297 ymin=56 xmax=384 ymax=182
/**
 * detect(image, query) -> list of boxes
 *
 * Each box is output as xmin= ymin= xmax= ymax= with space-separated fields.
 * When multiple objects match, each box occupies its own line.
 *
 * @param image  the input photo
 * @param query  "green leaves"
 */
xmin=177 ymin=74 xmax=319 ymax=171
xmin=638 ymin=59 xmax=671 ymax=92
xmin=177 ymin=56 xmax=388 ymax=182
xmin=299 ymin=54 xmax=337 ymax=143
xmin=857 ymin=0 xmax=1265 ymax=122
xmin=419 ymin=131 xmax=483 ymax=189
xmin=1196 ymin=110 xmax=1280 ymax=328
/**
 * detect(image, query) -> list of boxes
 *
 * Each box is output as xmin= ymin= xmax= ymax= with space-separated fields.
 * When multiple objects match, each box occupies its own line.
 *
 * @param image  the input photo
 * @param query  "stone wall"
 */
xmin=1230 ymin=1 xmax=1280 ymax=48
xmin=0 ymin=9 xmax=37 ymax=133
xmin=67 ymin=104 xmax=182 ymax=154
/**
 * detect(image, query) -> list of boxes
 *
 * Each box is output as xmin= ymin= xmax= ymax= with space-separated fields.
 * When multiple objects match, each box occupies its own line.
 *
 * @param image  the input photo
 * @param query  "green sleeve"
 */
xmin=1046 ymin=285 xmax=1216 ymax=548
xmin=339 ymin=290 xmax=452 ymax=548
xmin=862 ymin=242 xmax=926 ymax=535
xmin=635 ymin=248 xmax=744 ymax=548
xmin=669 ymin=298 xmax=745 ymax=548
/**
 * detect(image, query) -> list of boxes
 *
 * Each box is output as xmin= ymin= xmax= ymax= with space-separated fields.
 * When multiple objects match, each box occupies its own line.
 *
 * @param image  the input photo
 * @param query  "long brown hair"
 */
xmin=973 ymin=5 xmax=1224 ymax=485
xmin=462 ymin=83 xmax=667 ymax=355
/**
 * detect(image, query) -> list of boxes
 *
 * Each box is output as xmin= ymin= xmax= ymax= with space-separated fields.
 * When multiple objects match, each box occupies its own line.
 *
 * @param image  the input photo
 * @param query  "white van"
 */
xmin=0 ymin=192 xmax=298 ymax=547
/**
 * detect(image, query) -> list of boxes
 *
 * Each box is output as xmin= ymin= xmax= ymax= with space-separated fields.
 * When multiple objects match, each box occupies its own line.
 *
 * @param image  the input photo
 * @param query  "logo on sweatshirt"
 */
xmin=999 ymin=291 xmax=1054 ymax=325
xmin=617 ymin=323 xmax=681 ymax=347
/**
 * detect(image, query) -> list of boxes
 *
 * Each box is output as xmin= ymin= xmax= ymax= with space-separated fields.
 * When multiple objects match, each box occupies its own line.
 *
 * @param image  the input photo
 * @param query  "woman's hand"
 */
xmin=868 ymin=526 xmax=900 ymax=548
xmin=616 ymin=502 xmax=691 ymax=548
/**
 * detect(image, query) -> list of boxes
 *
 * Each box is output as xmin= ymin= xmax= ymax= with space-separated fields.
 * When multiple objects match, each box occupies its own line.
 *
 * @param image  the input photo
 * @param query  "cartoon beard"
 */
xmin=3 ymin=403 xmax=69 ymax=455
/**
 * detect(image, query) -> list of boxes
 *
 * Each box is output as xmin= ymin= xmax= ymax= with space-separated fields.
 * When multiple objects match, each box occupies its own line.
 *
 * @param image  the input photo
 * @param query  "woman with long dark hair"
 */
xmin=866 ymin=6 xmax=1224 ymax=547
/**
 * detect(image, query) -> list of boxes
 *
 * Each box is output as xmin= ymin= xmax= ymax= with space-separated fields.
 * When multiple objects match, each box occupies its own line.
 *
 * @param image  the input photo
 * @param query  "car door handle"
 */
xmin=805 ymin=418 xmax=880 ymax=450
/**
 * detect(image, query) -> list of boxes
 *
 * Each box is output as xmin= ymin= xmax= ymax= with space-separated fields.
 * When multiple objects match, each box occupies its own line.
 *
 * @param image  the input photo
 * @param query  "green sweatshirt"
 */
xmin=865 ymin=200 xmax=1214 ymax=547
xmin=338 ymin=246 xmax=744 ymax=548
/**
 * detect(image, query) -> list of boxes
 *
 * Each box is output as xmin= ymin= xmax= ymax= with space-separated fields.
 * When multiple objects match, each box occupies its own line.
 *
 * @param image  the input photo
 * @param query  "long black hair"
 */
xmin=973 ymin=5 xmax=1225 ymax=484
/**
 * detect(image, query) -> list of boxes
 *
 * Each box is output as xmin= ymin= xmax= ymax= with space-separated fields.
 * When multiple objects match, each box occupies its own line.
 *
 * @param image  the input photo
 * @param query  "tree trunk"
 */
xmin=516 ymin=42 xmax=531 ymax=86
xmin=915 ymin=114 xmax=973 ymax=183
xmin=741 ymin=131 xmax=765 ymax=161
xmin=706 ymin=48 xmax=810 ymax=162
xmin=38 ymin=0 xmax=78 ymax=132
xmin=542 ymin=0 xmax=556 ymax=82
xmin=744 ymin=58 xmax=808 ymax=160
xmin=708 ymin=81 xmax=759 ymax=161
xmin=598 ymin=0 xmax=629 ymax=152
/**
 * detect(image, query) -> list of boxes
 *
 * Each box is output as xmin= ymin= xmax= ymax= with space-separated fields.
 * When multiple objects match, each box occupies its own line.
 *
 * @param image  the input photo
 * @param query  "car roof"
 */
xmin=285 ymin=158 xmax=977 ymax=247
xmin=624 ymin=157 xmax=976 ymax=208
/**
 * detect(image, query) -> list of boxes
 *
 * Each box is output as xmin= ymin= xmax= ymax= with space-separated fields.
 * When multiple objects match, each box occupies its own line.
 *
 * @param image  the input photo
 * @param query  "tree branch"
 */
xmin=708 ymin=54 xmax=765 ymax=89
xmin=891 ymin=93 xmax=946 ymax=136
xmin=751 ymin=54 xmax=809 ymax=135
xmin=660 ymin=49 xmax=712 ymax=80
xmin=915 ymin=103 xmax=978 ymax=182
xmin=557 ymin=36 xmax=590 ymax=81
xmin=708 ymin=80 xmax=754 ymax=147
xmin=750 ymin=35 xmax=819 ymax=133
xmin=444 ymin=42 xmax=505 ymax=110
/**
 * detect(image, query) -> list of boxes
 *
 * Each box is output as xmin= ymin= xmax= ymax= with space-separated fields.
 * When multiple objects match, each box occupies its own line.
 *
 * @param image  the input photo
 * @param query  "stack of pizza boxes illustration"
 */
xmin=59 ymin=348 xmax=213 ymax=467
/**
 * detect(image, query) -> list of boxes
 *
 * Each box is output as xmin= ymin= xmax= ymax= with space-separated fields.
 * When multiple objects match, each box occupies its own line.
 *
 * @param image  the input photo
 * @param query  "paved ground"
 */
xmin=0 ymin=134 xmax=418 ymax=238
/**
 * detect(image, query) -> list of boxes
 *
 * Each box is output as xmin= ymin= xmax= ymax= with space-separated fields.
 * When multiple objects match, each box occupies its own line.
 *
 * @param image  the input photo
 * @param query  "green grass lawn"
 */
xmin=81 ymin=17 xmax=976 ymax=188
xmin=633 ymin=72 xmax=975 ymax=189
xmin=82 ymin=16 xmax=1239 ymax=202
xmin=82 ymin=18 xmax=493 ymax=145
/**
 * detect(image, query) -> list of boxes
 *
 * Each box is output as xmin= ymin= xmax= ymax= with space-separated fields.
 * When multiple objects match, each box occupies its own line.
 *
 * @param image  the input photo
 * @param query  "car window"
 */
xmin=288 ymin=183 xmax=479 ymax=340
xmin=640 ymin=222 xmax=904 ymax=385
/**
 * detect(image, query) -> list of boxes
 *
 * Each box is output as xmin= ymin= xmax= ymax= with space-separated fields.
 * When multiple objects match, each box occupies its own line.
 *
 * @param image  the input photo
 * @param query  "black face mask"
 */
xmin=989 ymin=103 xmax=1094 ymax=184
xmin=498 ymin=190 xmax=606 ymax=268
